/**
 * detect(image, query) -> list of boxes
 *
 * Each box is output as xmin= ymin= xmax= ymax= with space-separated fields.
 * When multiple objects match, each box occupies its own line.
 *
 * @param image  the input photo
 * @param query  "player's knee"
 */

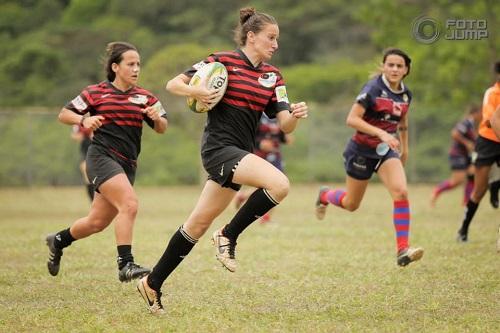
xmin=269 ymin=175 xmax=290 ymax=201
xmin=120 ymin=197 xmax=139 ymax=219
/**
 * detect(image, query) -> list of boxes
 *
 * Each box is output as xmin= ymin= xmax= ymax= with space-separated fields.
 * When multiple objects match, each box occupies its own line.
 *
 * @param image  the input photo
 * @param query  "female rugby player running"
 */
xmin=315 ymin=48 xmax=424 ymax=267
xmin=137 ymin=7 xmax=308 ymax=314
xmin=46 ymin=42 xmax=168 ymax=283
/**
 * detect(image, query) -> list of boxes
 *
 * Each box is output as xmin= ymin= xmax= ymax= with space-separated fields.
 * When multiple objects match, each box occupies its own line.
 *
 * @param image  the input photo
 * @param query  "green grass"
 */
xmin=0 ymin=184 xmax=498 ymax=332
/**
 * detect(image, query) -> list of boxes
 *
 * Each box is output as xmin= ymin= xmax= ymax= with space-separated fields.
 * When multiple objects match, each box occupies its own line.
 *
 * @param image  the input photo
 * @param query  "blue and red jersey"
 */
xmin=254 ymin=114 xmax=286 ymax=160
xmin=353 ymin=75 xmax=412 ymax=148
xmin=449 ymin=118 xmax=476 ymax=157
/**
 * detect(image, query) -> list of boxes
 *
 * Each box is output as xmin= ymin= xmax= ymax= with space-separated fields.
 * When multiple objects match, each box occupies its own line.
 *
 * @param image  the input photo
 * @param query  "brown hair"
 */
xmin=104 ymin=41 xmax=138 ymax=81
xmin=233 ymin=7 xmax=277 ymax=46
xmin=383 ymin=47 xmax=412 ymax=77
xmin=467 ymin=104 xmax=481 ymax=114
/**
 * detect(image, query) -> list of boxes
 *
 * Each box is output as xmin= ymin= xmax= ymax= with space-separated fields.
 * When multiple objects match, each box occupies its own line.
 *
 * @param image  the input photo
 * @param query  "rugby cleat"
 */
xmin=137 ymin=276 xmax=165 ymax=315
xmin=212 ymin=228 xmax=237 ymax=272
xmin=397 ymin=247 xmax=424 ymax=267
xmin=46 ymin=233 xmax=63 ymax=276
xmin=456 ymin=230 xmax=468 ymax=243
xmin=315 ymin=186 xmax=329 ymax=220
xmin=118 ymin=262 xmax=151 ymax=283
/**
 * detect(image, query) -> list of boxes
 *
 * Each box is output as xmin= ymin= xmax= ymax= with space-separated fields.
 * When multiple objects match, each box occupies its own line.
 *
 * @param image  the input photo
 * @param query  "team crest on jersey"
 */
xmin=393 ymin=102 xmax=403 ymax=116
xmin=71 ymin=96 xmax=88 ymax=111
xmin=192 ymin=61 xmax=207 ymax=71
xmin=275 ymin=86 xmax=289 ymax=103
xmin=403 ymin=94 xmax=409 ymax=103
xmin=128 ymin=94 xmax=148 ymax=105
xmin=258 ymin=72 xmax=277 ymax=88
xmin=381 ymin=90 xmax=388 ymax=98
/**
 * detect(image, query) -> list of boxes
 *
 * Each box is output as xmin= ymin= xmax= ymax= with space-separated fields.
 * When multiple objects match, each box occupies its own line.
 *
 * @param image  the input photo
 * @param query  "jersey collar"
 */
xmin=237 ymin=48 xmax=262 ymax=69
xmin=381 ymin=74 xmax=406 ymax=94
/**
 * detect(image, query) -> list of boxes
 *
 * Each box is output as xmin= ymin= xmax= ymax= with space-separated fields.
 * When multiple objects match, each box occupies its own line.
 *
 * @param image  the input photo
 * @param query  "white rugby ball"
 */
xmin=187 ymin=62 xmax=228 ymax=113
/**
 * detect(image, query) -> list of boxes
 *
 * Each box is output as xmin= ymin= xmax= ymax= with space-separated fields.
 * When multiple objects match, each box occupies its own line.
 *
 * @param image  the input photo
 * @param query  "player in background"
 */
xmin=234 ymin=113 xmax=294 ymax=223
xmin=314 ymin=48 xmax=424 ymax=267
xmin=430 ymin=105 xmax=481 ymax=207
xmin=71 ymin=124 xmax=94 ymax=201
xmin=137 ymin=7 xmax=309 ymax=315
xmin=457 ymin=61 xmax=500 ymax=242
xmin=46 ymin=42 xmax=168 ymax=282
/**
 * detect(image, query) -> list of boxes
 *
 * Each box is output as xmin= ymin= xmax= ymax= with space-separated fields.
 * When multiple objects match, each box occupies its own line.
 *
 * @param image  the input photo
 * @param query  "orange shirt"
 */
xmin=479 ymin=82 xmax=500 ymax=142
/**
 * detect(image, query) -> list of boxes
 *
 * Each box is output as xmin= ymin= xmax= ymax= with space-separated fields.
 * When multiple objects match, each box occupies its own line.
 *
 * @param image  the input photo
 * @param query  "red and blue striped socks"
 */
xmin=321 ymin=189 xmax=346 ymax=208
xmin=393 ymin=200 xmax=410 ymax=252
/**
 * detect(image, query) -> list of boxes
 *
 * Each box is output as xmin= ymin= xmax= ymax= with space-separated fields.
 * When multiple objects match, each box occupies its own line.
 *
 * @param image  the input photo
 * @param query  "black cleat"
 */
xmin=456 ymin=230 xmax=468 ymax=243
xmin=46 ymin=233 xmax=63 ymax=276
xmin=118 ymin=262 xmax=151 ymax=283
xmin=489 ymin=187 xmax=499 ymax=209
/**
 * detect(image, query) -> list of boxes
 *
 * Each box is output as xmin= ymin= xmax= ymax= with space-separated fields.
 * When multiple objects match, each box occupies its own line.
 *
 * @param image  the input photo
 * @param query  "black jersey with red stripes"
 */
xmin=65 ymin=81 xmax=167 ymax=161
xmin=449 ymin=118 xmax=476 ymax=157
xmin=184 ymin=49 xmax=291 ymax=153
xmin=354 ymin=75 xmax=412 ymax=148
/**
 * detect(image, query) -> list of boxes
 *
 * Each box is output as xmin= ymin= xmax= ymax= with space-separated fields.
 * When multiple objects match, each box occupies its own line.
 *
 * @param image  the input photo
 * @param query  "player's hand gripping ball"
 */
xmin=187 ymin=62 xmax=228 ymax=113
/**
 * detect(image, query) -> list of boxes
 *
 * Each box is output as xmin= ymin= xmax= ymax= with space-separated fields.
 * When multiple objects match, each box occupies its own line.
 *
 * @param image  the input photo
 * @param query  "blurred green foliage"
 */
xmin=0 ymin=0 xmax=498 ymax=186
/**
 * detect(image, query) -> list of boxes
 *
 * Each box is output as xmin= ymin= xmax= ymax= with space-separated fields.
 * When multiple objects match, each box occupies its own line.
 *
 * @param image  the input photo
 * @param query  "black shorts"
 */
xmin=474 ymin=136 xmax=500 ymax=167
xmin=201 ymin=146 xmax=250 ymax=191
xmin=449 ymin=154 xmax=471 ymax=170
xmin=86 ymin=145 xmax=136 ymax=192
xmin=343 ymin=139 xmax=400 ymax=180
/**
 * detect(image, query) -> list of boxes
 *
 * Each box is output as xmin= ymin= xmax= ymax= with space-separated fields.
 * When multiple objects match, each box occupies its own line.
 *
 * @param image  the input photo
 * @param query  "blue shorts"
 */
xmin=343 ymin=140 xmax=400 ymax=180
xmin=449 ymin=154 xmax=471 ymax=170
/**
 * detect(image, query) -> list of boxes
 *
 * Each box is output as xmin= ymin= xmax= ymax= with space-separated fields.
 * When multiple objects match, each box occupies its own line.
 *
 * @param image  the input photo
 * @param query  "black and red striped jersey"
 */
xmin=184 ymin=49 xmax=291 ymax=153
xmin=354 ymin=75 xmax=412 ymax=148
xmin=65 ymin=81 xmax=167 ymax=161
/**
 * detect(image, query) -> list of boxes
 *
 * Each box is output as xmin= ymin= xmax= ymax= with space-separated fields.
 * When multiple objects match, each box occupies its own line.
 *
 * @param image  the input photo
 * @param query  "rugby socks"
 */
xmin=323 ymin=189 xmax=346 ymax=208
xmin=393 ymin=200 xmax=410 ymax=252
xmin=148 ymin=226 xmax=197 ymax=291
xmin=53 ymin=228 xmax=76 ymax=249
xmin=433 ymin=180 xmax=456 ymax=199
xmin=117 ymin=245 xmax=134 ymax=269
xmin=489 ymin=180 xmax=500 ymax=208
xmin=223 ymin=188 xmax=278 ymax=241
xmin=464 ymin=174 xmax=474 ymax=205
xmin=459 ymin=199 xmax=479 ymax=236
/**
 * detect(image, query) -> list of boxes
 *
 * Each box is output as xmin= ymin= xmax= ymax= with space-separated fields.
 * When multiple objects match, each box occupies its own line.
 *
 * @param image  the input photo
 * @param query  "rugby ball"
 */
xmin=187 ymin=62 xmax=228 ymax=113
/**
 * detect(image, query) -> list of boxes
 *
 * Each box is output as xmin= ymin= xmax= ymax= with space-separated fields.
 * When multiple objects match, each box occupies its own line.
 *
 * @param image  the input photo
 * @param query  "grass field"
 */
xmin=0 ymin=184 xmax=498 ymax=332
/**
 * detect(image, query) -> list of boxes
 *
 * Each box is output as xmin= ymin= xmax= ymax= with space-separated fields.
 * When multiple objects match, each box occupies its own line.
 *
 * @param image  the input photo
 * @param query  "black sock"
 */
xmin=54 ymin=228 xmax=76 ymax=249
xmin=117 ymin=245 xmax=134 ymax=269
xmin=489 ymin=180 xmax=500 ymax=207
xmin=223 ymin=188 xmax=278 ymax=242
xmin=86 ymin=184 xmax=94 ymax=201
xmin=459 ymin=199 xmax=479 ymax=235
xmin=148 ymin=226 xmax=197 ymax=291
